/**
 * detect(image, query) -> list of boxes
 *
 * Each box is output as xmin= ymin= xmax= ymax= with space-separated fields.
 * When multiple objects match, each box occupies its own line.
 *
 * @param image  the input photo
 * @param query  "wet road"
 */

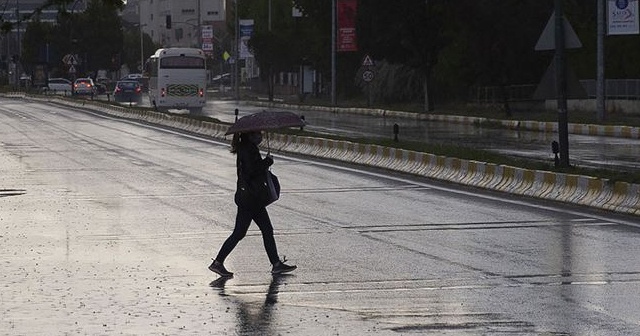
xmin=2 ymin=98 xmax=640 ymax=335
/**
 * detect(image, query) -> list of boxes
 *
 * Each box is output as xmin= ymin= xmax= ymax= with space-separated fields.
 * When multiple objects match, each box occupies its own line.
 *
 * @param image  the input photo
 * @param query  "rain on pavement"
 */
xmin=2 ymin=97 xmax=640 ymax=335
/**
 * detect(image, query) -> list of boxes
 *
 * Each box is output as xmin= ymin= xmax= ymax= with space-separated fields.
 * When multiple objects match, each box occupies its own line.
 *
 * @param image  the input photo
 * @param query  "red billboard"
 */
xmin=337 ymin=0 xmax=357 ymax=52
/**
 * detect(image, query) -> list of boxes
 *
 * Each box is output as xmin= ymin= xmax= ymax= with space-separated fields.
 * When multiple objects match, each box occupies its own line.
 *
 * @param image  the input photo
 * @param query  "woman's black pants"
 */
xmin=215 ymin=204 xmax=279 ymax=265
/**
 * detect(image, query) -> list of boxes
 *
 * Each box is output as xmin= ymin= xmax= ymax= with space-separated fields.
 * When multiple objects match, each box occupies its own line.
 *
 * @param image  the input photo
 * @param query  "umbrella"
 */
xmin=225 ymin=110 xmax=306 ymax=135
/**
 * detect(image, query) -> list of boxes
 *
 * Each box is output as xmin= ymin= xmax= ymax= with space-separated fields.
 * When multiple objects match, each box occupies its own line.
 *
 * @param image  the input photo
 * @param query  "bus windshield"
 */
xmin=160 ymin=56 xmax=205 ymax=69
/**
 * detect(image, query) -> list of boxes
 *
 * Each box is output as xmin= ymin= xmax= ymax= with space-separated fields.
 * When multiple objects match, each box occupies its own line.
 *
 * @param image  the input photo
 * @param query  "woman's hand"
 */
xmin=264 ymin=154 xmax=274 ymax=167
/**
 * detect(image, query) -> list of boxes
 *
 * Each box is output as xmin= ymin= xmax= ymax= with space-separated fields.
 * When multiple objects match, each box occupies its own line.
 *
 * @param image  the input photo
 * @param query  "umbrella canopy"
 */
xmin=225 ymin=110 xmax=306 ymax=135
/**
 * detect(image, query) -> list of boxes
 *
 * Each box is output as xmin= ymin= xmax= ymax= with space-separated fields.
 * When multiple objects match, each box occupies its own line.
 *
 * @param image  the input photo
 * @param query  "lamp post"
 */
xmin=234 ymin=0 xmax=239 ymax=101
xmin=331 ymin=0 xmax=336 ymax=106
xmin=139 ymin=24 xmax=146 ymax=72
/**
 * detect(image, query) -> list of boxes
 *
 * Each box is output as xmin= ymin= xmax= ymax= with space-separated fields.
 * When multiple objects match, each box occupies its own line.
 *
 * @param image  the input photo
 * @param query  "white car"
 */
xmin=123 ymin=73 xmax=143 ymax=80
xmin=73 ymin=78 xmax=96 ymax=95
xmin=45 ymin=78 xmax=72 ymax=93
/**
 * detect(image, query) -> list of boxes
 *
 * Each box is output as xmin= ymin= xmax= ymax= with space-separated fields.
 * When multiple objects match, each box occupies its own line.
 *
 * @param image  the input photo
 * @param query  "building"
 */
xmin=0 ymin=0 xmax=88 ymax=85
xmin=1 ymin=0 xmax=88 ymax=60
xmin=136 ymin=0 xmax=226 ymax=50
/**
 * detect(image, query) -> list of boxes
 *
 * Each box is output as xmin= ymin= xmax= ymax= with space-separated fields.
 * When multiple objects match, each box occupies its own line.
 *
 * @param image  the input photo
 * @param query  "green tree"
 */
xmin=73 ymin=0 xmax=123 ymax=75
xmin=21 ymin=20 xmax=54 ymax=69
xmin=238 ymin=0 xmax=305 ymax=100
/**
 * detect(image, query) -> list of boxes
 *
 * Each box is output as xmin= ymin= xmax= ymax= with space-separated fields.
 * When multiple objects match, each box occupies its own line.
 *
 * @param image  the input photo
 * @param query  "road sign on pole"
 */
xmin=362 ymin=70 xmax=374 ymax=82
xmin=362 ymin=54 xmax=374 ymax=67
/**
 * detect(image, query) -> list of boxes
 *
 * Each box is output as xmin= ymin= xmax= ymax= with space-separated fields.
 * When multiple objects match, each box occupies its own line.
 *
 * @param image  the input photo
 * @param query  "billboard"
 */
xmin=337 ymin=0 xmax=357 ymax=52
xmin=239 ymin=19 xmax=254 ymax=59
xmin=608 ymin=0 xmax=639 ymax=35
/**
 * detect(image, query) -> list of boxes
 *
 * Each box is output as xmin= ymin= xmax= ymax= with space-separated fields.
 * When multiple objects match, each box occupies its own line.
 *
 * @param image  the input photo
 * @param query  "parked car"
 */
xmin=211 ymin=73 xmax=230 ymax=86
xmin=45 ymin=78 xmax=72 ymax=94
xmin=121 ymin=73 xmax=143 ymax=80
xmin=73 ymin=78 xmax=96 ymax=95
xmin=112 ymin=80 xmax=143 ymax=103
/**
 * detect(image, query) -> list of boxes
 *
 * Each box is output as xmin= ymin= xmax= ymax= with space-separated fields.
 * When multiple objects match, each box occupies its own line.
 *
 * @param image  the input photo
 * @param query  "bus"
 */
xmin=146 ymin=48 xmax=207 ymax=113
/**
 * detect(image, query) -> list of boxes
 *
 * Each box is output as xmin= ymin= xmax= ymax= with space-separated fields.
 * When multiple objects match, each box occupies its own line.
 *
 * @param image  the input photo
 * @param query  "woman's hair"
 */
xmin=230 ymin=132 xmax=254 ymax=153
xmin=230 ymin=133 xmax=242 ymax=154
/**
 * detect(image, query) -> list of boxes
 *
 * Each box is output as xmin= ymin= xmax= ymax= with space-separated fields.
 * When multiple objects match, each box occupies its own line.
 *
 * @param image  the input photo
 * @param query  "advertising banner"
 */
xmin=201 ymin=25 xmax=213 ymax=53
xmin=608 ymin=0 xmax=639 ymax=35
xmin=239 ymin=19 xmax=254 ymax=59
xmin=337 ymin=0 xmax=357 ymax=52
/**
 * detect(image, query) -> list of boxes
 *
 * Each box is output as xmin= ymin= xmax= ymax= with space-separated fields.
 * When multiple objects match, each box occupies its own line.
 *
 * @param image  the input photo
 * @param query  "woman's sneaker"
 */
xmin=271 ymin=257 xmax=297 ymax=274
xmin=209 ymin=260 xmax=233 ymax=277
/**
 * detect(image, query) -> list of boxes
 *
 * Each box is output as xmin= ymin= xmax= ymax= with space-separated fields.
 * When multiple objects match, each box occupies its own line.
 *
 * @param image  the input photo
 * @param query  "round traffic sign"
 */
xmin=362 ymin=70 xmax=374 ymax=82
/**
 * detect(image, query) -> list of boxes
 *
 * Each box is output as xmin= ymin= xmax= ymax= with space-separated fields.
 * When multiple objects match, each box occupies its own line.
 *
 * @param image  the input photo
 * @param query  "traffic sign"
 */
xmin=362 ymin=70 xmax=374 ymax=82
xmin=362 ymin=54 xmax=374 ymax=67
xmin=535 ymin=12 xmax=582 ymax=51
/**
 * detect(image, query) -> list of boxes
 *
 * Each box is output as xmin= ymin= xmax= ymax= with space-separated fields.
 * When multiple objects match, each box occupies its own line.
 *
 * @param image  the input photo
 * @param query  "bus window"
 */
xmin=148 ymin=58 xmax=158 ymax=77
xmin=160 ymin=56 xmax=205 ymax=69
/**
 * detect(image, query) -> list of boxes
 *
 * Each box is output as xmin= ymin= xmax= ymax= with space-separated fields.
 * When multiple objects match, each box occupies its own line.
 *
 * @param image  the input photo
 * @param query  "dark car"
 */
xmin=112 ymin=80 xmax=142 ymax=103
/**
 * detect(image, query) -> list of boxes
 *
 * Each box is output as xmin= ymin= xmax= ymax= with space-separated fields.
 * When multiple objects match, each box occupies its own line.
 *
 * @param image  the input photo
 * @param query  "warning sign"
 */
xmin=362 ymin=54 xmax=374 ymax=67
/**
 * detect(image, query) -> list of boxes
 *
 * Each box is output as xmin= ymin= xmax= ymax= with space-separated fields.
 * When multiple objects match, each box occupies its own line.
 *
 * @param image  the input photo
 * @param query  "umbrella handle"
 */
xmin=266 ymin=132 xmax=271 ymax=155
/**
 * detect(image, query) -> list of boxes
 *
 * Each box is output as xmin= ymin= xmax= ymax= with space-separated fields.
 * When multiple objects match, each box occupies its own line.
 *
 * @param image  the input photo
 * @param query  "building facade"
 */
xmin=137 ymin=0 xmax=226 ymax=49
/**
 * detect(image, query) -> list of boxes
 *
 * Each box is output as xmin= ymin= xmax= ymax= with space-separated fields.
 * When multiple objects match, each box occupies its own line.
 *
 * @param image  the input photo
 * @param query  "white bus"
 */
xmin=146 ymin=48 xmax=207 ymax=113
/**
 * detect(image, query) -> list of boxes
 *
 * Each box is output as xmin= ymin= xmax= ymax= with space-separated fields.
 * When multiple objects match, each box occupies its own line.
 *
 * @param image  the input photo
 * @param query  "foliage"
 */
xmin=19 ymin=0 xmax=125 ymax=78
xmin=13 ymin=0 xmax=640 ymax=109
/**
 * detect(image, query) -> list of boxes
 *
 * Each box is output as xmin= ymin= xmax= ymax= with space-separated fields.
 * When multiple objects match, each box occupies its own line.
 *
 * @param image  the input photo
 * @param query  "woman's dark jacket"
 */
xmin=234 ymin=141 xmax=273 ymax=207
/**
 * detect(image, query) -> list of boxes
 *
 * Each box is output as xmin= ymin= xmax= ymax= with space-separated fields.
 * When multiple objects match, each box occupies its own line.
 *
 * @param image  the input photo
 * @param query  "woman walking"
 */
xmin=209 ymin=131 xmax=296 ymax=277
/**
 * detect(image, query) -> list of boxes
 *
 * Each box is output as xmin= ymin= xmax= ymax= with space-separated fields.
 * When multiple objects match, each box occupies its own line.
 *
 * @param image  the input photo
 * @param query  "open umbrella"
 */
xmin=225 ymin=110 xmax=306 ymax=135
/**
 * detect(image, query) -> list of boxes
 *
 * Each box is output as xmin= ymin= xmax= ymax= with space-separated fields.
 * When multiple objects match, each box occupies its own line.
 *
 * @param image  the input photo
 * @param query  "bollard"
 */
xmin=300 ymin=115 xmax=305 ymax=131
xmin=393 ymin=123 xmax=399 ymax=142
xmin=234 ymin=108 xmax=239 ymax=122
xmin=551 ymin=141 xmax=560 ymax=168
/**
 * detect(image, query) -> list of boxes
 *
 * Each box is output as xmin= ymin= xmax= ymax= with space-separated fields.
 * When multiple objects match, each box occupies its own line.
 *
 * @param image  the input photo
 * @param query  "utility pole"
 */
xmin=331 ymin=0 xmax=336 ymax=106
xmin=234 ymin=0 xmax=239 ymax=101
xmin=596 ymin=0 xmax=606 ymax=121
xmin=555 ymin=0 xmax=570 ymax=168
xmin=268 ymin=0 xmax=273 ymax=101
xmin=197 ymin=0 xmax=201 ymax=49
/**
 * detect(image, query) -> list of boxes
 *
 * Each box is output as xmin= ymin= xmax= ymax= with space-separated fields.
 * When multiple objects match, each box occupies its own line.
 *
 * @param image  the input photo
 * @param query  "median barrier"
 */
xmin=529 ymin=171 xmax=556 ymax=199
xmin=574 ymin=177 xmax=606 ymax=207
xmin=615 ymin=183 xmax=640 ymax=215
xmin=428 ymin=155 xmax=447 ymax=180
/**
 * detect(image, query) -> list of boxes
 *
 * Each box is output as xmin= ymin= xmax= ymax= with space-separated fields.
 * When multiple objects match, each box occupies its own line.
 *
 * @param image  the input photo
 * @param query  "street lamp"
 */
xmin=138 ymin=23 xmax=147 ymax=72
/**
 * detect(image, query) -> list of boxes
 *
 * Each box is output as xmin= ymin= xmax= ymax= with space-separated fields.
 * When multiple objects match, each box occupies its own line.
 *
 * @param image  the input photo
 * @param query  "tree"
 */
xmin=238 ymin=0 xmax=306 ymax=100
xmin=74 ymin=0 xmax=124 ymax=74
xmin=20 ymin=0 xmax=124 ymax=78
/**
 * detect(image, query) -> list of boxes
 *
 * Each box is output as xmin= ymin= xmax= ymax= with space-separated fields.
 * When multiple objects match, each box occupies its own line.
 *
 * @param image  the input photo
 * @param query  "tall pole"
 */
xmin=197 ymin=0 xmax=201 ymax=49
xmin=269 ymin=0 xmax=272 ymax=31
xmin=16 ymin=0 xmax=20 ymax=87
xmin=596 ymin=0 xmax=606 ymax=121
xmin=234 ymin=0 xmax=239 ymax=101
xmin=139 ymin=25 xmax=144 ymax=72
xmin=555 ymin=0 xmax=570 ymax=167
xmin=268 ymin=0 xmax=273 ymax=101
xmin=331 ymin=0 xmax=336 ymax=106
